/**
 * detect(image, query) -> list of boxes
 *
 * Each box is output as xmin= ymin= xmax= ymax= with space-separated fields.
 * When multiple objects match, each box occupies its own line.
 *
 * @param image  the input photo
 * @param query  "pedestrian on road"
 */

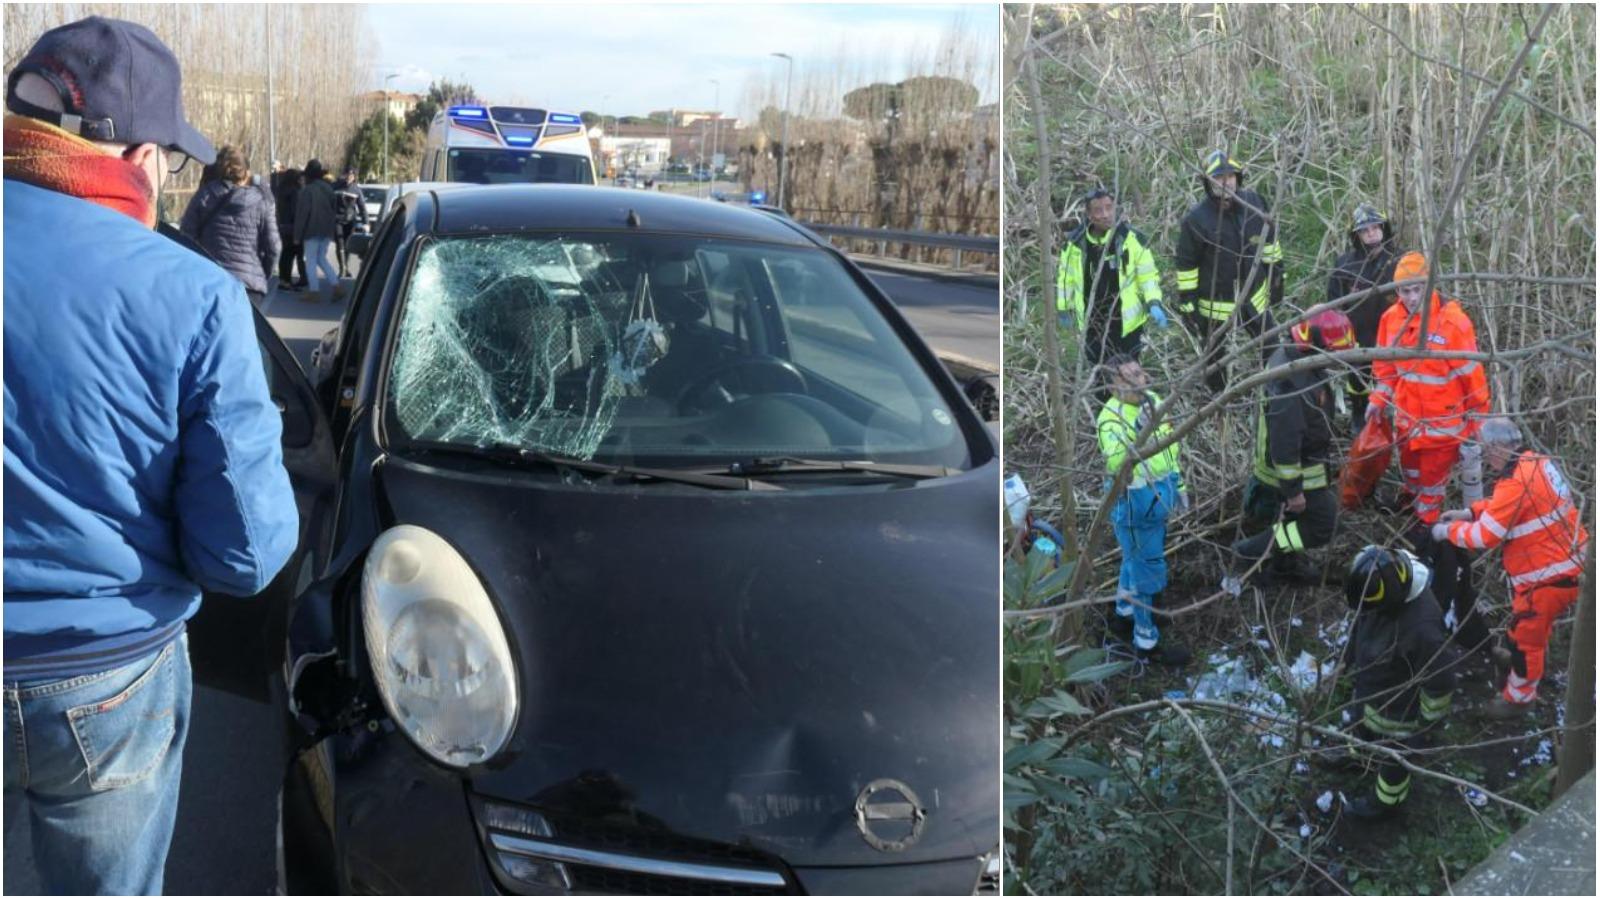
xmin=294 ymin=157 xmax=340 ymax=301
xmin=1326 ymin=203 xmax=1401 ymax=433
xmin=2 ymin=17 xmax=298 ymax=895
xmin=1434 ymin=417 xmax=1589 ymax=718
xmin=1096 ymin=355 xmax=1191 ymax=667
xmin=1056 ymin=186 xmax=1169 ymax=369
xmin=333 ymin=165 xmax=368 ymax=277
xmin=275 ymin=167 xmax=306 ymax=290
xmin=179 ymin=144 xmax=280 ymax=308
xmin=1173 ymin=149 xmax=1285 ymax=395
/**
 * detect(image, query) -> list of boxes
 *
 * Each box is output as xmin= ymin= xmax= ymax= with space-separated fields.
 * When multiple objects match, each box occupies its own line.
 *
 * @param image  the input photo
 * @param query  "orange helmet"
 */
xmin=1290 ymin=309 xmax=1357 ymax=352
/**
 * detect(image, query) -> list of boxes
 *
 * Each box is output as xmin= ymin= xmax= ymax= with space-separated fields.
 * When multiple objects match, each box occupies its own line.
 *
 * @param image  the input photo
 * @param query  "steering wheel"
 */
xmin=676 ymin=356 xmax=808 ymax=414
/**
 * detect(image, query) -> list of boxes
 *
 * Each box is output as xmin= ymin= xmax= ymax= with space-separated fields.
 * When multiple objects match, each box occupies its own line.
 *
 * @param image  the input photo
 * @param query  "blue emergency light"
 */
xmin=750 ymin=191 xmax=767 ymax=204
xmin=505 ymin=135 xmax=534 ymax=145
xmin=448 ymin=106 xmax=488 ymax=118
xmin=548 ymin=113 xmax=581 ymax=125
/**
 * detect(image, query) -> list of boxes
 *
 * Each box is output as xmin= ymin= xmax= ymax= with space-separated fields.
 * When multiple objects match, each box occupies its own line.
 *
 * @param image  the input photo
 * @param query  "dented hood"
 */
xmin=375 ymin=455 xmax=999 ymax=867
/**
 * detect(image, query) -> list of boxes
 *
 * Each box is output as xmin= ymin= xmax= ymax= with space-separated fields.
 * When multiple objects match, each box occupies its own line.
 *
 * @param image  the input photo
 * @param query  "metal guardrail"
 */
xmin=796 ymin=221 xmax=999 ymax=270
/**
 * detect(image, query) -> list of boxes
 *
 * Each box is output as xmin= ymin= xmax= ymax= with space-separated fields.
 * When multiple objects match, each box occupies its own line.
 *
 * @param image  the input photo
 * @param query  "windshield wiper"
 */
xmin=707 ymin=456 xmax=959 ymax=480
xmin=403 ymin=441 xmax=784 ymax=491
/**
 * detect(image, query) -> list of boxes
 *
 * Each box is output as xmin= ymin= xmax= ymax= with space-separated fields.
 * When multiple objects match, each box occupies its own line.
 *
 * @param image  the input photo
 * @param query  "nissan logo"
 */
xmin=854 ymin=778 xmax=926 ymax=852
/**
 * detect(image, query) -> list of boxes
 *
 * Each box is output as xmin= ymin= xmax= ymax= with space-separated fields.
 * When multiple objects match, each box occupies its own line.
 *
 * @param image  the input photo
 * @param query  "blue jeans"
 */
xmin=303 ymin=236 xmax=339 ymax=293
xmin=3 ymin=634 xmax=192 ymax=895
xmin=1110 ymin=476 xmax=1176 ymax=650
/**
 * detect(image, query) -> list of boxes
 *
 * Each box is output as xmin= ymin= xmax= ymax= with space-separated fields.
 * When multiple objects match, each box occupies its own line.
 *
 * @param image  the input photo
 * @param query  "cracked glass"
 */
xmin=386 ymin=232 xmax=969 ymax=469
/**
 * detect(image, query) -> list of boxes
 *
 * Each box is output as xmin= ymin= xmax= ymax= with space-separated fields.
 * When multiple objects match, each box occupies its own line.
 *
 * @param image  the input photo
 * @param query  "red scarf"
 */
xmin=3 ymin=114 xmax=156 ymax=227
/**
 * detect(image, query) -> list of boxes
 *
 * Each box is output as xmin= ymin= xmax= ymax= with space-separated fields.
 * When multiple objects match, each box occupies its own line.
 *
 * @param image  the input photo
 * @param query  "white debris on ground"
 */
xmin=1299 ymin=822 xmax=1314 ymax=838
xmin=1186 ymin=654 xmax=1294 ymax=748
xmin=1521 ymin=738 xmax=1554 ymax=768
xmin=1509 ymin=850 xmax=1529 ymax=864
xmin=1294 ymin=760 xmax=1310 ymax=775
xmin=1290 ymin=616 xmax=1304 ymax=628
xmin=1463 ymin=788 xmax=1488 ymax=808
xmin=1316 ymin=790 xmax=1335 ymax=813
xmin=1316 ymin=617 xmax=1350 ymax=649
xmin=1286 ymin=651 xmax=1327 ymax=690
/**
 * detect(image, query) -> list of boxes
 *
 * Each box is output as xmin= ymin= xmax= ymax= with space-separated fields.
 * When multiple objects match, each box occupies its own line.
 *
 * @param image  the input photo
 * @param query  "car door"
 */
xmin=185 ymin=302 xmax=340 ymax=701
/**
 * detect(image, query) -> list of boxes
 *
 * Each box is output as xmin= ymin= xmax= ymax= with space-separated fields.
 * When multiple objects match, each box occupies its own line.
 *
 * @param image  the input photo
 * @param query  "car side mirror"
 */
xmin=348 ymin=232 xmax=372 ymax=258
xmin=963 ymin=373 xmax=999 ymax=422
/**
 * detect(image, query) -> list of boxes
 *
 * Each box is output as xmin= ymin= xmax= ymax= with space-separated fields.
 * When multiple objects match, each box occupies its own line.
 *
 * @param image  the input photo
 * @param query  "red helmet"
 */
xmin=1290 ymin=309 xmax=1356 ymax=352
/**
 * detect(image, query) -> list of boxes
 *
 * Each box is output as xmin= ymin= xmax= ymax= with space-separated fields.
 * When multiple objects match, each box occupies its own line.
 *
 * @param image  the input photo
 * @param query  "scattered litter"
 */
xmin=1521 ymin=739 xmax=1554 ymax=767
xmin=1340 ymin=708 xmax=1353 ymax=726
xmin=1290 ymin=616 xmax=1304 ymax=628
xmin=1164 ymin=690 xmax=1188 ymax=700
xmin=1221 ymin=574 xmax=1244 ymax=597
xmin=1556 ymin=701 xmax=1567 ymax=730
xmin=1255 ymin=638 xmax=1272 ymax=649
xmin=1443 ymin=606 xmax=1459 ymax=631
xmin=1208 ymin=652 xmax=1231 ymax=667
xmin=1286 ymin=651 xmax=1326 ymax=690
xmin=1509 ymin=850 xmax=1528 ymax=864
xmin=1250 ymin=624 xmax=1265 ymax=636
xmin=1293 ymin=760 xmax=1310 ymax=775
xmin=1261 ymin=733 xmax=1286 ymax=748
xmin=1299 ymin=822 xmax=1314 ymax=838
xmin=1188 ymin=655 xmax=1293 ymax=746
xmin=1462 ymin=788 xmax=1488 ymax=808
xmin=1316 ymin=790 xmax=1335 ymax=813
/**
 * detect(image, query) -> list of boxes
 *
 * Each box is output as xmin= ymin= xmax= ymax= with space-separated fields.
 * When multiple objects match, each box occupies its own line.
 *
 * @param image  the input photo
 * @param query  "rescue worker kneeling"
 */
xmin=1097 ymin=356 xmax=1192 ymax=667
xmin=1227 ymin=310 xmax=1353 ymax=588
xmin=1338 ymin=545 xmax=1460 ymax=820
xmin=1434 ymin=417 xmax=1590 ymax=719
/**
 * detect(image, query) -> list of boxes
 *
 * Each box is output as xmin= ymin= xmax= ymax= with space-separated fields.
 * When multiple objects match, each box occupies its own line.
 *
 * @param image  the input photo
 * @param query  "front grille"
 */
xmin=539 ymin=811 xmax=780 ymax=870
xmin=564 ymin=862 xmax=790 ymax=896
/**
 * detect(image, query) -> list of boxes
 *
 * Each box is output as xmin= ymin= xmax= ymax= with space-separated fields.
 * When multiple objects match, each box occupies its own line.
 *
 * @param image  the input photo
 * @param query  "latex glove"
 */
xmin=1285 ymin=492 xmax=1307 ymax=514
xmin=1431 ymin=522 xmax=1452 ymax=543
xmin=1058 ymin=311 xmax=1076 ymax=331
xmin=1148 ymin=303 xmax=1170 ymax=330
xmin=1440 ymin=509 xmax=1473 ymax=523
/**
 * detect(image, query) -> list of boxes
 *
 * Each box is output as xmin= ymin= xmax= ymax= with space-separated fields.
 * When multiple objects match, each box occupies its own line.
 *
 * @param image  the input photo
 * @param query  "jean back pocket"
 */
xmin=67 ymin=642 xmax=180 ymax=791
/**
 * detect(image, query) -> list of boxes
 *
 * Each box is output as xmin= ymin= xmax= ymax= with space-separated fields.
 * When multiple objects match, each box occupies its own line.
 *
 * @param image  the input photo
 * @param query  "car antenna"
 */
xmin=626 ymin=209 xmax=641 ymax=228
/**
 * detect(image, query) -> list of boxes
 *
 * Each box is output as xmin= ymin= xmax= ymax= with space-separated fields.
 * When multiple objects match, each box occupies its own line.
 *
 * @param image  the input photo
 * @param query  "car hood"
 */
xmin=374 ymin=456 xmax=999 ymax=868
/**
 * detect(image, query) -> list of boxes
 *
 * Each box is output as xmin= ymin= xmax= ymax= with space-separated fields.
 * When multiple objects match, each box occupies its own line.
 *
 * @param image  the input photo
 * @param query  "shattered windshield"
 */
xmin=385 ymin=233 xmax=969 ymax=469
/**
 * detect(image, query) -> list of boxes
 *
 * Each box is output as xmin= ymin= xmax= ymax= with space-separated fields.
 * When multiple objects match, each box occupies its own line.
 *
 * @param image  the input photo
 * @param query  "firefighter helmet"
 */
xmin=1344 ymin=545 xmax=1412 ymax=612
xmin=1351 ymin=203 xmax=1388 ymax=233
xmin=1289 ymin=309 xmax=1357 ymax=352
xmin=1203 ymin=149 xmax=1243 ymax=179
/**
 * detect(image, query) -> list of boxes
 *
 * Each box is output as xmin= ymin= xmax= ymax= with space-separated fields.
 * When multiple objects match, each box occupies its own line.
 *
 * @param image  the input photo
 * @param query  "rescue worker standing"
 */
xmin=1435 ymin=417 xmax=1590 ymax=719
xmin=1337 ymin=545 xmax=1459 ymax=819
xmin=1326 ymin=203 xmax=1400 ymax=432
xmin=1227 ymin=310 xmax=1355 ymax=588
xmin=1057 ymin=187 xmax=1169 ymax=364
xmin=1174 ymin=149 xmax=1284 ymax=394
xmin=1370 ymin=250 xmax=1491 ymax=648
xmin=1097 ymin=355 xmax=1191 ymax=666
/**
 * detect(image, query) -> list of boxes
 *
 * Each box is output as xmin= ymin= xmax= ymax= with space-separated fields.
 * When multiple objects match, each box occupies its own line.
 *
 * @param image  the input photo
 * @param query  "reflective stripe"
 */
xmin=1273 ymin=521 xmax=1305 ymax=552
xmin=1176 ymin=268 xmax=1199 ymax=290
xmin=1249 ymin=281 xmax=1269 ymax=313
xmin=1509 ymin=557 xmax=1585 ymax=587
xmin=1503 ymin=672 xmax=1538 ymax=703
xmin=1260 ymin=241 xmax=1283 ymax=264
xmin=1478 ymin=513 xmax=1508 ymax=538
xmin=1376 ymin=773 xmax=1411 ymax=806
xmin=1198 ymin=297 xmax=1234 ymax=320
xmin=1504 ymin=502 xmax=1576 ymax=539
xmin=1363 ymin=704 xmax=1417 ymax=737
xmin=1419 ymin=690 xmax=1452 ymax=722
xmin=1394 ymin=361 xmax=1480 ymax=386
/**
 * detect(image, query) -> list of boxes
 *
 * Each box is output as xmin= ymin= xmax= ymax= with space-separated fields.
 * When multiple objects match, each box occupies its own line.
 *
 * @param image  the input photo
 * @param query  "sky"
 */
xmin=366 ymin=2 xmax=999 ymax=119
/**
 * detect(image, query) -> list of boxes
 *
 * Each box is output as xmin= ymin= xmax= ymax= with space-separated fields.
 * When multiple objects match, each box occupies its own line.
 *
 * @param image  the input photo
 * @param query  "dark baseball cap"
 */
xmin=5 ymin=16 xmax=215 ymax=164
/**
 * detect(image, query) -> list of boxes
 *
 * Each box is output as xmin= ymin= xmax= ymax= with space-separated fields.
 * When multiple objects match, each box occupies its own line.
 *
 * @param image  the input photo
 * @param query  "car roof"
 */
xmin=419 ymin=184 xmax=817 ymax=246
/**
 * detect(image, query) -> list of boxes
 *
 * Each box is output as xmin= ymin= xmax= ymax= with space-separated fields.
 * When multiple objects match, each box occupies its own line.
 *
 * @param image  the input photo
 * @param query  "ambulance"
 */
xmin=420 ymin=105 xmax=597 ymax=185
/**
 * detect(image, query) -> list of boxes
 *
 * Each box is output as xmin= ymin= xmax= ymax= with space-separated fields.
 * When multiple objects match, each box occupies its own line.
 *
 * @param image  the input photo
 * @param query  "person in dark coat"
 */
xmin=294 ymin=158 xmax=341 ymax=301
xmin=1326 ymin=203 xmax=1400 ymax=433
xmin=275 ymin=167 xmax=306 ymax=290
xmin=179 ymin=145 xmax=280 ymax=307
xmin=333 ymin=166 xmax=368 ymax=277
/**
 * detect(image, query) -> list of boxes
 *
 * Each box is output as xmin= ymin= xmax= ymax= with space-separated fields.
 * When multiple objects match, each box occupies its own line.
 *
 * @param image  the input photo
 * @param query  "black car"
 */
xmin=194 ymin=185 xmax=999 ymax=895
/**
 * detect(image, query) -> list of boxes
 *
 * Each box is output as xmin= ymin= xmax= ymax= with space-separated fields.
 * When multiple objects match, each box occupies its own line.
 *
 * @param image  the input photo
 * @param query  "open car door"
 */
xmin=156 ymin=222 xmax=339 ymax=701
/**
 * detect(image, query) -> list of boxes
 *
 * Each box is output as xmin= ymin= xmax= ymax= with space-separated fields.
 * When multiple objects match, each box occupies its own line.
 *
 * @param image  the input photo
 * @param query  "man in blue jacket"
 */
xmin=3 ymin=17 xmax=297 ymax=894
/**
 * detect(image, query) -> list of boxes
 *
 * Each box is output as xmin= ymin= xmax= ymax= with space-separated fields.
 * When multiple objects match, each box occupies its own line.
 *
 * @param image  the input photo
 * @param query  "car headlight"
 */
xmin=362 ymin=525 xmax=518 ymax=766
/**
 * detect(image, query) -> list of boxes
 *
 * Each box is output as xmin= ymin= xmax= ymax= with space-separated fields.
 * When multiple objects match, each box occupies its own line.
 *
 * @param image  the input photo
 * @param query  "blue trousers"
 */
xmin=3 ymin=634 xmax=192 ymax=895
xmin=1110 ymin=476 xmax=1176 ymax=649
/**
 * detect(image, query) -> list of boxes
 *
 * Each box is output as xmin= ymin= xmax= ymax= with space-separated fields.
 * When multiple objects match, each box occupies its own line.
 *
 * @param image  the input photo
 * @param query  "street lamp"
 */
xmin=709 ymin=79 xmax=720 ymax=188
xmin=382 ymin=73 xmax=399 ymax=183
xmin=772 ymin=52 xmax=794 ymax=210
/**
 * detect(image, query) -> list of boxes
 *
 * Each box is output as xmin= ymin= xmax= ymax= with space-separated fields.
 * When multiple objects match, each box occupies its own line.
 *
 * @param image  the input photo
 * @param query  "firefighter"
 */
xmin=1326 ymin=203 xmax=1400 ymax=432
xmin=1434 ymin=417 xmax=1590 ymax=719
xmin=1370 ymin=250 xmax=1493 ymax=649
xmin=1097 ymin=355 xmax=1191 ymax=667
xmin=1174 ymin=149 xmax=1284 ymax=395
xmin=1337 ymin=545 xmax=1459 ymax=820
xmin=1057 ymin=186 xmax=1169 ymax=365
xmin=1225 ymin=310 xmax=1353 ymax=589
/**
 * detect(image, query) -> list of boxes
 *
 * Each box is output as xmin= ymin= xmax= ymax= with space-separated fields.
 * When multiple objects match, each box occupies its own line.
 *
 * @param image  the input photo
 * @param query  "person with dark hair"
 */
xmin=3 ymin=17 xmax=296 ymax=893
xmin=1056 ymin=187 xmax=1168 ymax=365
xmin=1327 ymin=203 xmax=1400 ymax=432
xmin=1096 ymin=355 xmax=1191 ymax=666
xmin=275 ymin=166 xmax=306 ymax=290
xmin=333 ymin=165 xmax=368 ymax=277
xmin=294 ymin=157 xmax=341 ymax=301
xmin=179 ymin=144 xmax=279 ymax=307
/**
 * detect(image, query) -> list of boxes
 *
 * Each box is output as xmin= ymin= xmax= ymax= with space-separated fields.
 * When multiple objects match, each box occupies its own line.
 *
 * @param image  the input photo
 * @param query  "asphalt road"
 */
xmin=1 ymin=246 xmax=994 ymax=896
